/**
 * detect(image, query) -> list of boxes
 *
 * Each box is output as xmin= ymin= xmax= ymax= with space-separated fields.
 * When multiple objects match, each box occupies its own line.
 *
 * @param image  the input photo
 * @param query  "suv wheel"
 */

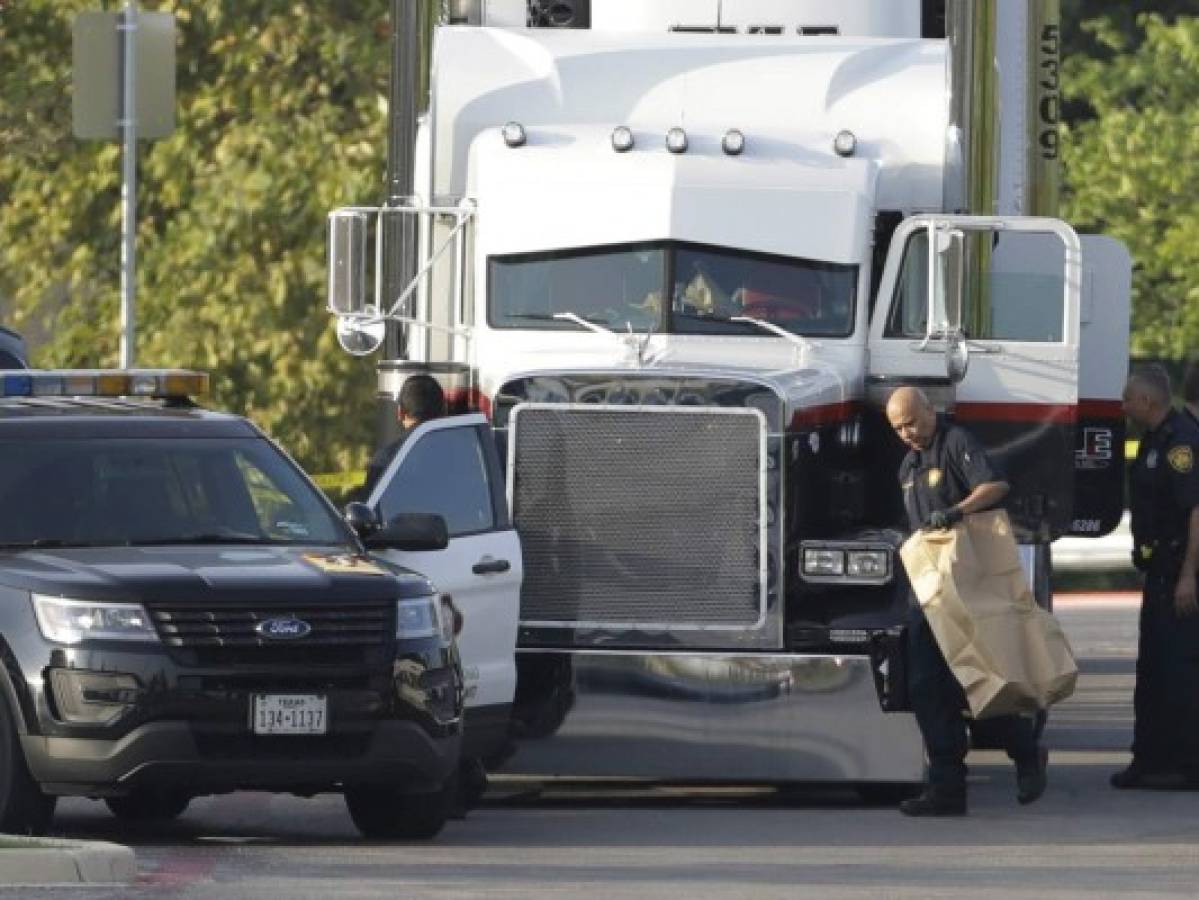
xmin=344 ymin=777 xmax=455 ymax=840
xmin=106 ymin=789 xmax=191 ymax=822
xmin=0 ymin=695 xmax=55 ymax=835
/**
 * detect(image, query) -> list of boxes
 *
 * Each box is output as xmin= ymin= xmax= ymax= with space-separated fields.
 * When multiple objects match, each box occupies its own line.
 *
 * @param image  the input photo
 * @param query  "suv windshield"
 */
xmin=0 ymin=437 xmax=349 ymax=549
xmin=489 ymin=241 xmax=857 ymax=337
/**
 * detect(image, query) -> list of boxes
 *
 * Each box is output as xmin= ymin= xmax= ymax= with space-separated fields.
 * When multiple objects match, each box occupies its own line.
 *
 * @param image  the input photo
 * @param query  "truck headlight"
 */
xmin=397 ymin=595 xmax=453 ymax=645
xmin=32 ymin=595 xmax=158 ymax=644
xmin=800 ymin=543 xmax=893 ymax=584
xmin=847 ymin=550 xmax=890 ymax=578
xmin=803 ymin=549 xmax=845 ymax=576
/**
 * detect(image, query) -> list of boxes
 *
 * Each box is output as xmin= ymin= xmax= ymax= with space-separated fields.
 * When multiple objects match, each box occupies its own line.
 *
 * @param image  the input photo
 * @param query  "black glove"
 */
xmin=925 ymin=507 xmax=964 ymax=530
xmin=1132 ymin=546 xmax=1151 ymax=572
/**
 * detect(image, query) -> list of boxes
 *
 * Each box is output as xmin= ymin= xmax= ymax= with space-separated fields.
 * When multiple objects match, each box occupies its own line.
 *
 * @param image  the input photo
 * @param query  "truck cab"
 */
xmin=327 ymin=0 xmax=1131 ymax=789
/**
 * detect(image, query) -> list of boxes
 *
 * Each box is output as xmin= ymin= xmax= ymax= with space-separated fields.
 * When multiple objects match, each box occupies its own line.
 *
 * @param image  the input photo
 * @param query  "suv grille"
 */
xmin=510 ymin=405 xmax=766 ymax=630
xmin=147 ymin=601 xmax=395 ymax=658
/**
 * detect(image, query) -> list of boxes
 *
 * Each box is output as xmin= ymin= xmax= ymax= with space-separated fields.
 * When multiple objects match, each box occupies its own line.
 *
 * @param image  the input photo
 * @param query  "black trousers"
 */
xmin=1132 ymin=562 xmax=1199 ymax=771
xmin=908 ymin=606 xmax=1039 ymax=789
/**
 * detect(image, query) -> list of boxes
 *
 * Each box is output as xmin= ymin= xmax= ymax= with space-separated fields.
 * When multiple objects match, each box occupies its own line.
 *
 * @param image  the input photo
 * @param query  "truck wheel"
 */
xmin=345 ymin=777 xmax=454 ymax=840
xmin=105 ymin=789 xmax=191 ymax=822
xmin=0 ymin=696 xmax=56 ymax=835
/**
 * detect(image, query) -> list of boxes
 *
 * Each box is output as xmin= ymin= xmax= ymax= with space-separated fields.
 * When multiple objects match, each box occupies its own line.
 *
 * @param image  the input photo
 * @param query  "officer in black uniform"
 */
xmin=1111 ymin=365 xmax=1199 ymax=788
xmin=361 ymin=373 xmax=447 ymax=497
xmin=886 ymin=386 xmax=1048 ymax=816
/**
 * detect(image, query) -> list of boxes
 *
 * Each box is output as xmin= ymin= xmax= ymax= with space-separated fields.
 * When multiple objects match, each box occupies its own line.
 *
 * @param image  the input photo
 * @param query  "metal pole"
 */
xmin=119 ymin=0 xmax=138 ymax=368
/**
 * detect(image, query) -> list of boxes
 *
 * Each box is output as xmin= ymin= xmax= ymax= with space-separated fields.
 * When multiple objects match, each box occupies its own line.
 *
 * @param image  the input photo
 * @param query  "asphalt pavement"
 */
xmin=8 ymin=594 xmax=1199 ymax=899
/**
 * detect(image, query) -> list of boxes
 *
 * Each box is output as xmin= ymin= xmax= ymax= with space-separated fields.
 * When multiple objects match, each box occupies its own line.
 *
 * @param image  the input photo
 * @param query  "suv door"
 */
xmin=367 ymin=414 xmax=522 ymax=759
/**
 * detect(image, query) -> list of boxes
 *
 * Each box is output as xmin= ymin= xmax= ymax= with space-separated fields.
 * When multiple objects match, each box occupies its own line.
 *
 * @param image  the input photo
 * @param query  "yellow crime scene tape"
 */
xmin=311 ymin=470 xmax=365 ymax=491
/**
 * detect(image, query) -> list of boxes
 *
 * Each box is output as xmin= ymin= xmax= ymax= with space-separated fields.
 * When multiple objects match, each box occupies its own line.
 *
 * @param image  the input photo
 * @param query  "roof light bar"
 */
xmin=0 ymin=369 xmax=209 ymax=400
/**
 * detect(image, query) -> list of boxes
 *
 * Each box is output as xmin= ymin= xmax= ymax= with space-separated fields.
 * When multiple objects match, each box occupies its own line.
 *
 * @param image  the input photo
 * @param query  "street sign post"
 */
xmin=72 ymin=7 xmax=175 ymax=368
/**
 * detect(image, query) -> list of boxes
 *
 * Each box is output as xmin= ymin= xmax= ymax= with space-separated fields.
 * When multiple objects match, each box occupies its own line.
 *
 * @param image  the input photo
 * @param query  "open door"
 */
xmin=1071 ymin=236 xmax=1132 ymax=538
xmin=367 ymin=414 xmax=522 ymax=763
xmin=867 ymin=215 xmax=1084 ymax=542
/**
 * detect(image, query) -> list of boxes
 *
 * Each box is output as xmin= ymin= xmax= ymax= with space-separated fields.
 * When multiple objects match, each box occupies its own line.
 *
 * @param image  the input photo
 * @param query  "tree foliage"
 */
xmin=0 ymin=0 xmax=389 ymax=474
xmin=1062 ymin=14 xmax=1199 ymax=358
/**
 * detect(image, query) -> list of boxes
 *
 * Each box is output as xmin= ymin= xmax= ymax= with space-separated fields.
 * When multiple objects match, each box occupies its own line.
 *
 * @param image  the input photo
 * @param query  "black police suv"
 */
xmin=0 ymin=370 xmax=463 ymax=838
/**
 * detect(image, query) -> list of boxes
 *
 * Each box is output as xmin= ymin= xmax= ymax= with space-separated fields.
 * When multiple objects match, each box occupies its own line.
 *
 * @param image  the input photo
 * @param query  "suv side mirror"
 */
xmin=364 ymin=513 xmax=449 ymax=552
xmin=343 ymin=502 xmax=380 ymax=539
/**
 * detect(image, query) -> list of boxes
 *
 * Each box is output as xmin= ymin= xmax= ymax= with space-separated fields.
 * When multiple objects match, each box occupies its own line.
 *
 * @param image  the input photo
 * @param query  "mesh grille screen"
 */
xmin=512 ymin=406 xmax=763 ymax=627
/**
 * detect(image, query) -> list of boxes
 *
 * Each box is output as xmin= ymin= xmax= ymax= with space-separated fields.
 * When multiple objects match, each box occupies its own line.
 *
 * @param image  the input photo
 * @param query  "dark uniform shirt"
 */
xmin=362 ymin=424 xmax=417 ymax=499
xmin=1129 ymin=409 xmax=1199 ymax=555
xmin=898 ymin=418 xmax=1004 ymax=532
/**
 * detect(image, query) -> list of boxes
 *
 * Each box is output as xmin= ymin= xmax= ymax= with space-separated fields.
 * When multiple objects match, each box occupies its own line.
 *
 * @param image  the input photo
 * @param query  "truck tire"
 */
xmin=0 ymin=696 xmax=55 ymax=835
xmin=106 ymin=789 xmax=191 ymax=822
xmin=344 ymin=777 xmax=454 ymax=840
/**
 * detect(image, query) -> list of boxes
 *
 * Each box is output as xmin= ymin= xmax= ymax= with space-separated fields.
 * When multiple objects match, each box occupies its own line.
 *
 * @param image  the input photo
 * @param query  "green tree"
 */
xmin=0 ymin=0 xmax=390 ymax=475
xmin=1062 ymin=15 xmax=1199 ymax=358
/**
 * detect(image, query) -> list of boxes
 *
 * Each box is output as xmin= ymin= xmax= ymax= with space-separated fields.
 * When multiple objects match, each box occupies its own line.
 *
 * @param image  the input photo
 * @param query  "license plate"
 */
xmin=251 ymin=694 xmax=327 ymax=735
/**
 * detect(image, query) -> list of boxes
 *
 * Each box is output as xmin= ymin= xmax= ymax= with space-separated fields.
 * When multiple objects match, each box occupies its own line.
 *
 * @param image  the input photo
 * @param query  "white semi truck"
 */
xmin=327 ymin=0 xmax=1131 ymax=792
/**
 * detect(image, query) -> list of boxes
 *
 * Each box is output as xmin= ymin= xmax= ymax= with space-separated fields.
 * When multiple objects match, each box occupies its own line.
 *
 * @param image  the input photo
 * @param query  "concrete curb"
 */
xmin=0 ymin=835 xmax=136 ymax=885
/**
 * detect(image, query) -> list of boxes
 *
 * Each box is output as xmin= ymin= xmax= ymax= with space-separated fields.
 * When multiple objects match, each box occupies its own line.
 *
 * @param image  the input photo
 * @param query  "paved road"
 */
xmin=12 ymin=596 xmax=1199 ymax=899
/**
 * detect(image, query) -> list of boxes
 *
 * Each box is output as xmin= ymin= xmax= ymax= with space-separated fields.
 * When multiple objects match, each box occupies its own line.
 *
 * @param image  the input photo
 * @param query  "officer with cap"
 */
xmin=886 ymin=386 xmax=1048 ymax=816
xmin=1112 ymin=364 xmax=1199 ymax=788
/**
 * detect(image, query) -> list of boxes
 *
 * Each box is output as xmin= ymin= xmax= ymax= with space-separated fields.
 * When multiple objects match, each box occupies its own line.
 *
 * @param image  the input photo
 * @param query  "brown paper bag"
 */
xmin=899 ymin=509 xmax=1078 ymax=719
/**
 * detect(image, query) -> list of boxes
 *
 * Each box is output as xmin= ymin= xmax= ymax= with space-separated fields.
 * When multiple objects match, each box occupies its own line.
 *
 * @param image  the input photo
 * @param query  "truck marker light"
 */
xmin=611 ymin=126 xmax=635 ymax=152
xmin=722 ymin=129 xmax=745 ymax=156
xmin=666 ymin=127 xmax=688 ymax=154
xmin=502 ymin=122 xmax=527 ymax=148
xmin=833 ymin=129 xmax=857 ymax=157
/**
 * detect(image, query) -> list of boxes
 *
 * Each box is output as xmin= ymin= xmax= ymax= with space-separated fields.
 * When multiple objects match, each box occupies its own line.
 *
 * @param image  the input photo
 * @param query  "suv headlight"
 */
xmin=397 ymin=594 xmax=453 ymax=645
xmin=32 ymin=595 xmax=158 ymax=644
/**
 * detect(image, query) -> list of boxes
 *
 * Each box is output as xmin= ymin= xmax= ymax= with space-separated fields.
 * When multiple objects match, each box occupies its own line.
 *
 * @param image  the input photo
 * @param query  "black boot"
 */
xmin=899 ymin=785 xmax=966 ymax=817
xmin=1016 ymin=747 xmax=1049 ymax=805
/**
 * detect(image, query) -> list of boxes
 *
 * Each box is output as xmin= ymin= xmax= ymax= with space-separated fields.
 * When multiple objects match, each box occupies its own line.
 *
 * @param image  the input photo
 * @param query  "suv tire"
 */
xmin=106 ymin=789 xmax=191 ymax=822
xmin=0 ymin=695 xmax=55 ymax=835
xmin=344 ymin=776 xmax=455 ymax=840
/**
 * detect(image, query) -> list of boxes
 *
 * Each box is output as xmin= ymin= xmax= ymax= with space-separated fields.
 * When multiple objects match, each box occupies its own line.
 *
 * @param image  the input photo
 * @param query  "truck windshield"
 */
xmin=0 ymin=437 xmax=350 ymax=549
xmin=489 ymin=241 xmax=857 ymax=337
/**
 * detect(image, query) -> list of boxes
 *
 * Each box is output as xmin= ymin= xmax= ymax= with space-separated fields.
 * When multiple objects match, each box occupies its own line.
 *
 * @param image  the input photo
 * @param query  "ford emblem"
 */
xmin=256 ymin=617 xmax=312 ymax=641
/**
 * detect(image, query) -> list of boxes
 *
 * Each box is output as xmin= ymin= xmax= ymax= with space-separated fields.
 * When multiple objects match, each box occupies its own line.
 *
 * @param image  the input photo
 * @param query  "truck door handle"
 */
xmin=472 ymin=558 xmax=511 ymax=575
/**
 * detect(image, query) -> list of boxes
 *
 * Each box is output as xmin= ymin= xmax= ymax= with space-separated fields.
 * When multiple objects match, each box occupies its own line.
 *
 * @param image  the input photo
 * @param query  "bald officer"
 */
xmin=886 ymin=386 xmax=1047 ymax=816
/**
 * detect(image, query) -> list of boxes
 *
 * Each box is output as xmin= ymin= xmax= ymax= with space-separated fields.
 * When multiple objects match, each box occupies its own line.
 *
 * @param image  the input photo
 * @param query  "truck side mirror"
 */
xmin=328 ymin=210 xmax=369 ymax=315
xmin=929 ymin=225 xmax=965 ymax=340
xmin=329 ymin=210 xmax=385 ymax=355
